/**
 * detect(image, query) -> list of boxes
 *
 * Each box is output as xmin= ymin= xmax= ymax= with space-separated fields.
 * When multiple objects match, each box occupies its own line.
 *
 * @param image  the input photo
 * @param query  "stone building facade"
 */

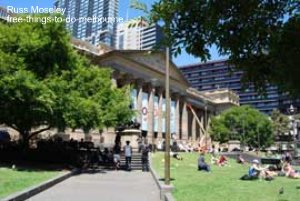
xmin=74 ymin=40 xmax=239 ymax=148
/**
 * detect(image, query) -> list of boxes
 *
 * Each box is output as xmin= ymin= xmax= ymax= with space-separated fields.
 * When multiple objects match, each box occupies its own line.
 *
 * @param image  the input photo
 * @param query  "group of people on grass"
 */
xmin=245 ymin=153 xmax=300 ymax=180
xmin=197 ymin=147 xmax=300 ymax=180
xmin=198 ymin=152 xmax=230 ymax=172
xmin=245 ymin=158 xmax=300 ymax=180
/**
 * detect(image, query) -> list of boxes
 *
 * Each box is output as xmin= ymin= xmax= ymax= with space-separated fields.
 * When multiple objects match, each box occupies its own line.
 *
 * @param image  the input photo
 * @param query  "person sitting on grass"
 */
xmin=247 ymin=159 xmax=276 ymax=180
xmin=282 ymin=161 xmax=300 ymax=179
xmin=248 ymin=159 xmax=263 ymax=179
xmin=198 ymin=152 xmax=210 ymax=172
xmin=210 ymin=154 xmax=218 ymax=165
xmin=236 ymin=154 xmax=246 ymax=164
xmin=218 ymin=155 xmax=229 ymax=166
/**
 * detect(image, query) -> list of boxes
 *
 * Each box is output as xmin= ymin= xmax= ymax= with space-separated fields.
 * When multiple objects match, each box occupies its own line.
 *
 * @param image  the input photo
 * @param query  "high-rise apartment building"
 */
xmin=116 ymin=18 xmax=164 ymax=50
xmin=180 ymin=60 xmax=299 ymax=115
xmin=55 ymin=0 xmax=119 ymax=47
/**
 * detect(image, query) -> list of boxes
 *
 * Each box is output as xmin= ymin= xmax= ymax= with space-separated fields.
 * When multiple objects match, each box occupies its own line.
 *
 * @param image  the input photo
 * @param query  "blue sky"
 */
xmin=0 ymin=0 xmax=224 ymax=66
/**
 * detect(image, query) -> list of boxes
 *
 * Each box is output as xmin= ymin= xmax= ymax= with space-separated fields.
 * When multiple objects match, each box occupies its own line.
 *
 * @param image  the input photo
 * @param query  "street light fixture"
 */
xmin=165 ymin=47 xmax=171 ymax=185
xmin=204 ymin=105 xmax=208 ymax=149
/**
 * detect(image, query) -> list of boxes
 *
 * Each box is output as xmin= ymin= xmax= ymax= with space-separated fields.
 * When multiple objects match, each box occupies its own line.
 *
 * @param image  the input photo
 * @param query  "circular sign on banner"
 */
xmin=142 ymin=107 xmax=148 ymax=115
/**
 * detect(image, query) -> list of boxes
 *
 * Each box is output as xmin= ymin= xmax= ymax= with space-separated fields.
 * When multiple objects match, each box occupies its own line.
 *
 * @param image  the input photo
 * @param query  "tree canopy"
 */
xmin=209 ymin=105 xmax=273 ymax=149
xmin=270 ymin=109 xmax=290 ymax=136
xmin=0 ymin=15 xmax=133 ymax=144
xmin=151 ymin=0 xmax=300 ymax=95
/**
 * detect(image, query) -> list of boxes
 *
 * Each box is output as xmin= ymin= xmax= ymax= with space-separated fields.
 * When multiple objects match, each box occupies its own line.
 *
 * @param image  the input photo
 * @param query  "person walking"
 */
xmin=141 ymin=142 xmax=150 ymax=172
xmin=113 ymin=143 xmax=121 ymax=170
xmin=124 ymin=141 xmax=133 ymax=171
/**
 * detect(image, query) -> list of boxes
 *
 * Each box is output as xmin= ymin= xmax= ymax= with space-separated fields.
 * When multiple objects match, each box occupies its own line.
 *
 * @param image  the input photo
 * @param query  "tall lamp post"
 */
xmin=165 ymin=47 xmax=171 ymax=185
xmin=204 ymin=105 xmax=208 ymax=149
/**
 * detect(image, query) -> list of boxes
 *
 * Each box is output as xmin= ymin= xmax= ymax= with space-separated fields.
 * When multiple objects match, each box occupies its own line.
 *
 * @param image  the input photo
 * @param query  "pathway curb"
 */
xmin=149 ymin=154 xmax=175 ymax=201
xmin=1 ymin=169 xmax=79 ymax=201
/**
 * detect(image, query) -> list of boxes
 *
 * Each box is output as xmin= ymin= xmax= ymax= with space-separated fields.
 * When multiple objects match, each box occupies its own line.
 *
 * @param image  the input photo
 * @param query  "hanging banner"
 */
xmin=154 ymin=96 xmax=159 ymax=132
xmin=162 ymin=98 xmax=166 ymax=133
xmin=141 ymin=92 xmax=149 ymax=131
xmin=170 ymin=100 xmax=176 ymax=134
xmin=130 ymin=89 xmax=137 ymax=110
xmin=130 ymin=89 xmax=137 ymax=120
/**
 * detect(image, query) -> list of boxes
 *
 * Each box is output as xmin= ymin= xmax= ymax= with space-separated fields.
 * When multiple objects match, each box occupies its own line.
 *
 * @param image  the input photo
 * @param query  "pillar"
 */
xmin=181 ymin=101 xmax=188 ymax=141
xmin=192 ymin=115 xmax=197 ymax=142
xmin=147 ymin=85 xmax=155 ymax=145
xmin=136 ymin=80 xmax=143 ymax=124
xmin=157 ymin=88 xmax=163 ymax=140
xmin=111 ymin=70 xmax=120 ymax=87
xmin=175 ymin=97 xmax=180 ymax=138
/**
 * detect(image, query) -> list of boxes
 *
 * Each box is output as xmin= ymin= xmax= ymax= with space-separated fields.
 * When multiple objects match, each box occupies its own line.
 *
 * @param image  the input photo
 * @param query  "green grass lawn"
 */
xmin=152 ymin=152 xmax=300 ymax=201
xmin=0 ymin=167 xmax=60 ymax=199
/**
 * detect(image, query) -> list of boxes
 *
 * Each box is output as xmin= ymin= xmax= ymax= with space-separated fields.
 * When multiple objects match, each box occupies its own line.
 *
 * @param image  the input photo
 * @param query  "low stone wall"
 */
xmin=2 ymin=169 xmax=79 ymax=201
xmin=149 ymin=155 xmax=175 ymax=201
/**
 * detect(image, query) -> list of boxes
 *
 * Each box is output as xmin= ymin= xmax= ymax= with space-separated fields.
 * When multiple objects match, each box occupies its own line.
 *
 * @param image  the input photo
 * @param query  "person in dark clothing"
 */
xmin=141 ymin=143 xmax=150 ymax=172
xmin=102 ymin=148 xmax=109 ymax=163
xmin=198 ymin=153 xmax=210 ymax=172
xmin=113 ymin=143 xmax=121 ymax=170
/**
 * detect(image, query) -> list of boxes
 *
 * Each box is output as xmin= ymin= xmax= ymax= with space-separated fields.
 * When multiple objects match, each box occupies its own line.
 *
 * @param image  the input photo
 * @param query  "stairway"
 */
xmin=120 ymin=152 xmax=147 ymax=170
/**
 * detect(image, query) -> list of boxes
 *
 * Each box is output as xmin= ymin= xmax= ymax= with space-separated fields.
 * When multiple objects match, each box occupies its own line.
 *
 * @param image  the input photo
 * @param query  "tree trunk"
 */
xmin=20 ymin=130 xmax=30 ymax=150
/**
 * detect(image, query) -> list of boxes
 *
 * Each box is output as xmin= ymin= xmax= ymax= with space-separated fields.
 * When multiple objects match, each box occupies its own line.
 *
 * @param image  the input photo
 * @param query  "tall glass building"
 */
xmin=116 ymin=18 xmax=164 ymax=50
xmin=0 ymin=7 xmax=13 ymax=21
xmin=55 ymin=0 xmax=119 ymax=47
xmin=180 ymin=60 xmax=283 ymax=115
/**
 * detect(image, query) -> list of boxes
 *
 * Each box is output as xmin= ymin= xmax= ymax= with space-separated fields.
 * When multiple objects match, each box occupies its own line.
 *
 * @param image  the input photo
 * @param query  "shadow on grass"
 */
xmin=0 ymin=161 xmax=68 ymax=172
xmin=159 ymin=178 xmax=176 ymax=181
xmin=78 ymin=168 xmax=108 ymax=175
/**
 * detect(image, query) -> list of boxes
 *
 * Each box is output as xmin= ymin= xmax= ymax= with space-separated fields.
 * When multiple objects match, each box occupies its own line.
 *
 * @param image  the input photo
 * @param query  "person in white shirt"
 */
xmin=124 ymin=141 xmax=132 ymax=171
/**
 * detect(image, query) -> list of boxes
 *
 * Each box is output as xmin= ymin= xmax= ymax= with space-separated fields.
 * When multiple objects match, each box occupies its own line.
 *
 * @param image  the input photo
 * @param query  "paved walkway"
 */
xmin=26 ymin=170 xmax=160 ymax=201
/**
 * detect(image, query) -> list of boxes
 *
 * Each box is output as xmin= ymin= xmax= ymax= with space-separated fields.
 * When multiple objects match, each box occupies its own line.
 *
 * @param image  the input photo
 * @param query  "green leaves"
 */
xmin=271 ymin=109 xmax=290 ymax=136
xmin=0 ymin=69 xmax=55 ymax=131
xmin=151 ymin=0 xmax=300 ymax=95
xmin=130 ymin=0 xmax=149 ymax=13
xmin=210 ymin=105 xmax=274 ymax=148
xmin=0 ymin=14 xmax=74 ymax=78
xmin=0 ymin=14 xmax=133 ymax=141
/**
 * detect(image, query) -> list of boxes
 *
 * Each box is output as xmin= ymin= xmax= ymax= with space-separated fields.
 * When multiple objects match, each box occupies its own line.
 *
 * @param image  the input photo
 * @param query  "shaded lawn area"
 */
xmin=0 ymin=167 xmax=60 ymax=199
xmin=152 ymin=152 xmax=300 ymax=201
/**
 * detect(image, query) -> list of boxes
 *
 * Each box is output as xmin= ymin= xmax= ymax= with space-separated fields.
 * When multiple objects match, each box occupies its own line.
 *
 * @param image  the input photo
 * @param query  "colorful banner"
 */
xmin=154 ymin=96 xmax=159 ymax=132
xmin=130 ymin=89 xmax=137 ymax=121
xmin=130 ymin=89 xmax=137 ymax=110
xmin=141 ymin=92 xmax=148 ymax=131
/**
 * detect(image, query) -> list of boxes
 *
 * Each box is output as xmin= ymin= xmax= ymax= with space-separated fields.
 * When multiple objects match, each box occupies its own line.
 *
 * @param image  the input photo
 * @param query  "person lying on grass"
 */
xmin=236 ymin=154 xmax=246 ymax=164
xmin=282 ymin=161 xmax=300 ymax=179
xmin=170 ymin=151 xmax=183 ymax=160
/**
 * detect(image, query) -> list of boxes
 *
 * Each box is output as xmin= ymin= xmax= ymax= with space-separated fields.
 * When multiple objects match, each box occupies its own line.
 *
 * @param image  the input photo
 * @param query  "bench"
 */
xmin=261 ymin=158 xmax=281 ymax=165
xmin=261 ymin=158 xmax=282 ymax=171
